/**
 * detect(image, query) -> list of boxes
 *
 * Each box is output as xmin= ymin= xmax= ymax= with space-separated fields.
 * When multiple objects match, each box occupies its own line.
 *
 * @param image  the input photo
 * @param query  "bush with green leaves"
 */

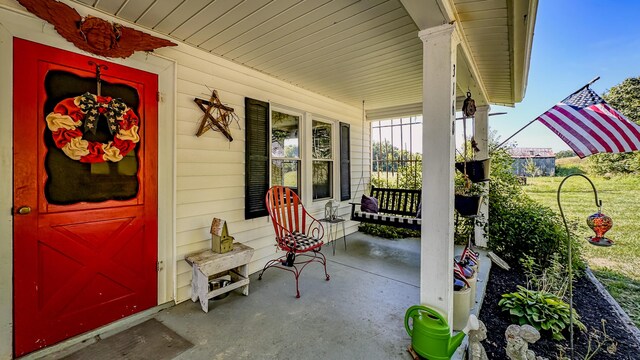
xmin=499 ymin=285 xmax=584 ymax=340
xmin=487 ymin=146 xmax=584 ymax=271
xmin=521 ymin=253 xmax=569 ymax=298
xmin=358 ymin=223 xmax=420 ymax=239
xmin=555 ymin=150 xmax=576 ymax=159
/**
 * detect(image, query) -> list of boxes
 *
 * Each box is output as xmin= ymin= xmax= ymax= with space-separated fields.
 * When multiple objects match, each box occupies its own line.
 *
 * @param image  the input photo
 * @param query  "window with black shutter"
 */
xmin=245 ymin=98 xmax=270 ymax=219
xmin=340 ymin=122 xmax=351 ymax=201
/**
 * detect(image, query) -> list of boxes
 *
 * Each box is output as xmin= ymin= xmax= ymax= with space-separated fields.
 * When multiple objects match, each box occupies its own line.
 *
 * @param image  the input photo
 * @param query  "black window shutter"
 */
xmin=340 ymin=122 xmax=351 ymax=201
xmin=245 ymin=98 xmax=270 ymax=219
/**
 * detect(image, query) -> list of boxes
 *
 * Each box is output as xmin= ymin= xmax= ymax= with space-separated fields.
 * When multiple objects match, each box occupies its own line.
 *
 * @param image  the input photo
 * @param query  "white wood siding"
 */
xmin=157 ymin=43 xmax=370 ymax=303
xmin=0 ymin=0 xmax=371 ymax=310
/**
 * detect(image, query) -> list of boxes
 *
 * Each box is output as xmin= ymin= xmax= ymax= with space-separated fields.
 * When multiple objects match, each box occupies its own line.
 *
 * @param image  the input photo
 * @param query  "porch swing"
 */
xmin=349 ymin=92 xmax=488 ymax=230
xmin=349 ymin=101 xmax=422 ymax=231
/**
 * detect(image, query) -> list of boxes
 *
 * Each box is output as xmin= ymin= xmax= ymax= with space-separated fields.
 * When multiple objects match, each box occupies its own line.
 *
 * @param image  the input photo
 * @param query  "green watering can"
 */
xmin=404 ymin=305 xmax=467 ymax=360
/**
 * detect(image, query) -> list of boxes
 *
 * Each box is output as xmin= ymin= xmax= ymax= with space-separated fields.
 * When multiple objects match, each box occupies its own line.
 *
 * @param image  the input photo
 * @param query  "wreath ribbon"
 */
xmin=46 ymin=92 xmax=140 ymax=163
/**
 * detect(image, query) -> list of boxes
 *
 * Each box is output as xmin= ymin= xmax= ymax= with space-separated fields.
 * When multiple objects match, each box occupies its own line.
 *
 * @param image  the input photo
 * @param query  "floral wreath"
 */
xmin=46 ymin=93 xmax=140 ymax=163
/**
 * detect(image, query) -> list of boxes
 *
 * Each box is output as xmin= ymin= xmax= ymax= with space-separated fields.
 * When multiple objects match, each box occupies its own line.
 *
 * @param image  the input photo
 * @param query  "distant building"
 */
xmin=508 ymin=147 xmax=556 ymax=176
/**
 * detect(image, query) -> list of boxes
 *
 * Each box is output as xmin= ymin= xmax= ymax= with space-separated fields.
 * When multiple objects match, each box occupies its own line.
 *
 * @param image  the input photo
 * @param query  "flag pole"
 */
xmin=494 ymin=76 xmax=601 ymax=150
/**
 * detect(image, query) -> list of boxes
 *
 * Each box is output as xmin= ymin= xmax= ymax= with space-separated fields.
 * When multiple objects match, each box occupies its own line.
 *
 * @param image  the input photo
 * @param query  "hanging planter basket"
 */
xmin=455 ymin=195 xmax=483 ymax=217
xmin=455 ymin=159 xmax=491 ymax=183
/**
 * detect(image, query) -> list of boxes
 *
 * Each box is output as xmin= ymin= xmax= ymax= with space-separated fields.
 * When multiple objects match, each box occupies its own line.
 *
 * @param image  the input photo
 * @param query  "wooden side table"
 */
xmin=185 ymin=243 xmax=254 ymax=313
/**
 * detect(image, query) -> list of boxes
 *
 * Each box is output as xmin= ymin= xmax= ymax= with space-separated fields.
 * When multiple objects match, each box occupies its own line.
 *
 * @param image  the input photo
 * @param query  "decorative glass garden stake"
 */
xmin=557 ymin=174 xmax=613 ymax=360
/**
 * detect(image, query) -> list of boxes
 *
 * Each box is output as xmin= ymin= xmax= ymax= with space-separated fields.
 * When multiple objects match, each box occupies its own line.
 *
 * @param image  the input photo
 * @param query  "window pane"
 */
xmin=271 ymin=111 xmax=299 ymax=158
xmin=272 ymin=160 xmax=299 ymax=193
xmin=313 ymin=161 xmax=332 ymax=200
xmin=312 ymin=120 xmax=332 ymax=160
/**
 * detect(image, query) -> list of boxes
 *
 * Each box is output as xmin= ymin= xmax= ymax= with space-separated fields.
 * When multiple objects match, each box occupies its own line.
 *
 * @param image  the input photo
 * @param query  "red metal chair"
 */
xmin=259 ymin=186 xmax=330 ymax=298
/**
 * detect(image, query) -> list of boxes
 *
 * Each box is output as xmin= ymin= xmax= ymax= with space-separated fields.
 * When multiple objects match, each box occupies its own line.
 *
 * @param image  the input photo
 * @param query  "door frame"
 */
xmin=0 ymin=4 xmax=177 ymax=359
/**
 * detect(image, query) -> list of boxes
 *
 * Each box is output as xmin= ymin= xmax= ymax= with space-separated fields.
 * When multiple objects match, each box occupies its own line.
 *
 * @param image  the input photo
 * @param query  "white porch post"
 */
xmin=473 ymin=105 xmax=490 ymax=247
xmin=419 ymin=24 xmax=459 ymax=326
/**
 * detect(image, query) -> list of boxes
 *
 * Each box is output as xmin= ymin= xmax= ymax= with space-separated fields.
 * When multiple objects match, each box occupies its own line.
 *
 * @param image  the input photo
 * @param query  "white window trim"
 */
xmin=306 ymin=116 xmax=340 ymax=206
xmin=269 ymin=106 xmax=341 ymax=208
xmin=269 ymin=105 xmax=305 ymax=195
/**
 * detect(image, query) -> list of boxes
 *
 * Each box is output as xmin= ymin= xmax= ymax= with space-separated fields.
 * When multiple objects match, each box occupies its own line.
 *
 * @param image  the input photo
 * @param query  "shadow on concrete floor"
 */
xmin=158 ymin=233 xmax=421 ymax=360
xmin=44 ymin=232 xmax=490 ymax=360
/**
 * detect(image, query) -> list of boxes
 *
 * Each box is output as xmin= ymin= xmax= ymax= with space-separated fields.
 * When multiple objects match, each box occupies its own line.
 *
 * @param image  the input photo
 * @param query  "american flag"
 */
xmin=537 ymin=86 xmax=640 ymax=158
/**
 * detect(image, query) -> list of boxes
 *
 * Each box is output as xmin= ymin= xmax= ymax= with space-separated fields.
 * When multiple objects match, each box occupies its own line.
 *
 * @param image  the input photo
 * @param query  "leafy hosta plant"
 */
xmin=499 ymin=286 xmax=585 ymax=340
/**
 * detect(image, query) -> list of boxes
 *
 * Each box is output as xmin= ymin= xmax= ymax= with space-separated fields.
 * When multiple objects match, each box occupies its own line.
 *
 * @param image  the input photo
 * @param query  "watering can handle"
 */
xmin=404 ymin=305 xmax=447 ymax=337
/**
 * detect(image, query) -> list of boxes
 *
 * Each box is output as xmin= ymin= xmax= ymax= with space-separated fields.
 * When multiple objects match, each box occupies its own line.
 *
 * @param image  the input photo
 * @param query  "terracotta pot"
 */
xmin=455 ymin=159 xmax=490 ymax=183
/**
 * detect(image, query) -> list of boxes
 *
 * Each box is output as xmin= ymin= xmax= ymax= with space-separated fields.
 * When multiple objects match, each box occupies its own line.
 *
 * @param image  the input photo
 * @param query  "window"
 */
xmin=245 ymin=97 xmax=350 ymax=219
xmin=271 ymin=110 xmax=301 ymax=193
xmin=312 ymin=120 xmax=332 ymax=200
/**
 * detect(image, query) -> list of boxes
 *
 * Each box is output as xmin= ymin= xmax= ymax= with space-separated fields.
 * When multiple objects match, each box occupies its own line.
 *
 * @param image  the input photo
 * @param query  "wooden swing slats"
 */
xmin=350 ymin=186 xmax=422 ymax=230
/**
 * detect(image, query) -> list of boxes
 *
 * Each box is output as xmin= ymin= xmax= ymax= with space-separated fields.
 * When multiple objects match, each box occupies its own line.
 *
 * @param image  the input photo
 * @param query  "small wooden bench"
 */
xmin=185 ymin=243 xmax=254 ymax=313
xmin=350 ymin=186 xmax=422 ymax=230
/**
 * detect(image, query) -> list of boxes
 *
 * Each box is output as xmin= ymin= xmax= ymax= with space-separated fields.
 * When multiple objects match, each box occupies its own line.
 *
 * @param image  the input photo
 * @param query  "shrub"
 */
xmin=487 ymin=147 xmax=584 ymax=271
xmin=521 ymin=253 xmax=569 ymax=299
xmin=358 ymin=223 xmax=420 ymax=239
xmin=499 ymin=286 xmax=584 ymax=340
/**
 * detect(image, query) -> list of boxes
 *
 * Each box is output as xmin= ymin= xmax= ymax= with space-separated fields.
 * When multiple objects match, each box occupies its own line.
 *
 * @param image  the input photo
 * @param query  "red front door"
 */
xmin=13 ymin=38 xmax=158 ymax=356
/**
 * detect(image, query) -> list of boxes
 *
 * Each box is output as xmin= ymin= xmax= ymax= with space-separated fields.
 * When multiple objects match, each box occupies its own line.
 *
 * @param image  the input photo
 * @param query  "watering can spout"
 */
xmin=448 ymin=332 xmax=466 ymax=356
xmin=449 ymin=314 xmax=480 ymax=355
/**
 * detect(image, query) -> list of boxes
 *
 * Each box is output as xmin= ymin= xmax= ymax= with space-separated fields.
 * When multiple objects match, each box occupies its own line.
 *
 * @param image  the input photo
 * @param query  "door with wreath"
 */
xmin=12 ymin=38 xmax=158 ymax=356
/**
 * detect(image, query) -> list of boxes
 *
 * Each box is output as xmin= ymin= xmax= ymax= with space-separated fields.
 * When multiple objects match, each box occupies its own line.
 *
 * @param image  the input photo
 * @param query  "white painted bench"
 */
xmin=185 ymin=243 xmax=254 ymax=313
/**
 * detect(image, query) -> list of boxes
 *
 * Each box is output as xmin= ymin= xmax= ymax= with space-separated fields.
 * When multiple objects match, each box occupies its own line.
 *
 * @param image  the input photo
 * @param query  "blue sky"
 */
xmin=489 ymin=0 xmax=640 ymax=152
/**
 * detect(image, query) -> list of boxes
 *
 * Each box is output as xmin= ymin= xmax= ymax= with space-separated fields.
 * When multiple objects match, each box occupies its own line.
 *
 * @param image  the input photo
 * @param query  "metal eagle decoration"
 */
xmin=17 ymin=0 xmax=176 ymax=58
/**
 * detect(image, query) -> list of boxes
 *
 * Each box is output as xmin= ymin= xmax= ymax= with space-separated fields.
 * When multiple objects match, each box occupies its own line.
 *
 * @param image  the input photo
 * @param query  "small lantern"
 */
xmin=586 ymin=211 xmax=614 ymax=247
xmin=324 ymin=200 xmax=339 ymax=221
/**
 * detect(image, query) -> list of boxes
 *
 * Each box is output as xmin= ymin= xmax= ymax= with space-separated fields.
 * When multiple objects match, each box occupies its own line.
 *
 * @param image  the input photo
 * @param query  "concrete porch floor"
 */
xmin=41 ymin=232 xmax=491 ymax=360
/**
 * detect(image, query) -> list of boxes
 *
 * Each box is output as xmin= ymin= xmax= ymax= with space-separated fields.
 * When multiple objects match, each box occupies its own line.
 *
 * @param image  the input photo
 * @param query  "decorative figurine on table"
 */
xmin=211 ymin=218 xmax=234 ymax=253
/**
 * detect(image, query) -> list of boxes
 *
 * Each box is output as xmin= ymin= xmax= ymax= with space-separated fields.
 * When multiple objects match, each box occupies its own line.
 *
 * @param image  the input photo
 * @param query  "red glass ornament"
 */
xmin=586 ymin=211 xmax=613 ymax=247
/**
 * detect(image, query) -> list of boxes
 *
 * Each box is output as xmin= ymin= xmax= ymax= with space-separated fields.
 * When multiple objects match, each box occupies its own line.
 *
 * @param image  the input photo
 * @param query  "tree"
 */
xmin=555 ymin=150 xmax=576 ymax=159
xmin=587 ymin=77 xmax=640 ymax=174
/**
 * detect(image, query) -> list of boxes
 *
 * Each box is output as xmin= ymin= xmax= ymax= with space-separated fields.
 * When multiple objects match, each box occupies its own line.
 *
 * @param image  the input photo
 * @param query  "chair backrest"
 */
xmin=265 ymin=186 xmax=307 ymax=241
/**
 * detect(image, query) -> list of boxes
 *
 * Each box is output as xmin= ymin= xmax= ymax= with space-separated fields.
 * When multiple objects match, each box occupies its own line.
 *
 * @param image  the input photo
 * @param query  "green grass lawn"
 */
xmin=524 ymin=174 xmax=640 ymax=326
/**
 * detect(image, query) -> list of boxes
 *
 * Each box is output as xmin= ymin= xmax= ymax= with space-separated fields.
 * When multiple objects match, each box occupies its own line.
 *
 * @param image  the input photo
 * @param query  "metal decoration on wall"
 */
xmin=17 ymin=0 xmax=176 ymax=58
xmin=194 ymin=89 xmax=240 ymax=142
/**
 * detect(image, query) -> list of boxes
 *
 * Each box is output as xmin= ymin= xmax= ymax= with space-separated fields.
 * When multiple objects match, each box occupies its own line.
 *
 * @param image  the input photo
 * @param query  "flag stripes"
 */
xmin=536 ymin=87 xmax=640 ymax=158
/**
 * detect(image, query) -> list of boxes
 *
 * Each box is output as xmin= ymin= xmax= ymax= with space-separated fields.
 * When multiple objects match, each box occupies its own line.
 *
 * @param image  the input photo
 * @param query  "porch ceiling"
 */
xmin=66 ymin=0 xmax=535 ymax=111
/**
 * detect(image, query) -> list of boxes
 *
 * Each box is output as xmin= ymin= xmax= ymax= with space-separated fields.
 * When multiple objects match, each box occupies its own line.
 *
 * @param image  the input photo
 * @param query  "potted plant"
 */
xmin=455 ymin=158 xmax=490 ymax=183
xmin=454 ymin=173 xmax=484 ymax=217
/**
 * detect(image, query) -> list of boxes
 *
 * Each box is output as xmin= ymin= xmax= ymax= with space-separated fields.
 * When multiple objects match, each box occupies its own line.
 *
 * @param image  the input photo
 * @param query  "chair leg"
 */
xmin=258 ymin=249 xmax=330 ymax=298
xmin=314 ymin=249 xmax=330 ymax=281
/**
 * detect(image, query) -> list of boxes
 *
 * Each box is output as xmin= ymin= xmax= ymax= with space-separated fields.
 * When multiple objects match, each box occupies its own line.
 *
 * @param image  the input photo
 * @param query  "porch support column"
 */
xmin=474 ymin=105 xmax=490 ymax=247
xmin=419 ymin=24 xmax=459 ymax=325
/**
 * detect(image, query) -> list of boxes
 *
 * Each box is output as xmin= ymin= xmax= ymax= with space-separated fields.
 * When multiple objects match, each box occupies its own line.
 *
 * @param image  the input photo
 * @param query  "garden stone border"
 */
xmin=585 ymin=267 xmax=640 ymax=345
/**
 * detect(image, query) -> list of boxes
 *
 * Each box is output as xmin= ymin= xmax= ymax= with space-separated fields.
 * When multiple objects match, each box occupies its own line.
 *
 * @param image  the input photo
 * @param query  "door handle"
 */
xmin=16 ymin=206 xmax=31 ymax=215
